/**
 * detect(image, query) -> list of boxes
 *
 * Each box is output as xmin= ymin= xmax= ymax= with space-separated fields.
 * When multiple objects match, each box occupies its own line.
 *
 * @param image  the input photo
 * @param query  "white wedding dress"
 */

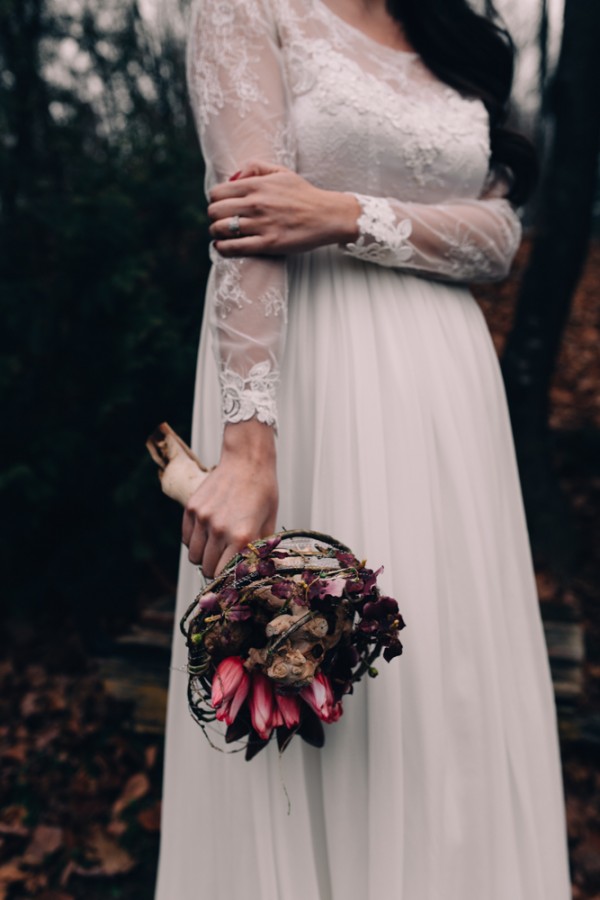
xmin=155 ymin=0 xmax=572 ymax=897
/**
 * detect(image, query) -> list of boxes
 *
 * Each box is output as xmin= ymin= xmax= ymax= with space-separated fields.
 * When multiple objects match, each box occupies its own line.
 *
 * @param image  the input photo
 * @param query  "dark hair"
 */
xmin=387 ymin=0 xmax=537 ymax=205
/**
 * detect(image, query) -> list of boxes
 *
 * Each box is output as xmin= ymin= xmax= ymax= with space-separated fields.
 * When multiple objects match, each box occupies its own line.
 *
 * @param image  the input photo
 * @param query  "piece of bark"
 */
xmin=146 ymin=423 xmax=209 ymax=506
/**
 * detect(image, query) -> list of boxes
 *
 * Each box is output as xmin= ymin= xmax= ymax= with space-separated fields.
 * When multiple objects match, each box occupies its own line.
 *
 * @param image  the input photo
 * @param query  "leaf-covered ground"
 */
xmin=0 ymin=648 xmax=162 ymax=900
xmin=1 ymin=240 xmax=599 ymax=899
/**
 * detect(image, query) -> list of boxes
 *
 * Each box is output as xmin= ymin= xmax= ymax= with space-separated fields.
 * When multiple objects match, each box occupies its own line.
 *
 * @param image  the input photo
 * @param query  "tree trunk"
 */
xmin=501 ymin=0 xmax=600 ymax=572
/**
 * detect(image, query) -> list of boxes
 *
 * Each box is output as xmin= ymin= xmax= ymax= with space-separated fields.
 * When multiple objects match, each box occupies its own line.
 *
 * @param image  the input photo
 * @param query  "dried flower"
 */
xmin=266 ymin=648 xmax=318 ymax=686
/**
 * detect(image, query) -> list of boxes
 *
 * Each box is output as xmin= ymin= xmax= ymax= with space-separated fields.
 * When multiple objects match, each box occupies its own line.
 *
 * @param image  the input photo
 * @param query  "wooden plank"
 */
xmin=95 ymin=656 xmax=169 ymax=735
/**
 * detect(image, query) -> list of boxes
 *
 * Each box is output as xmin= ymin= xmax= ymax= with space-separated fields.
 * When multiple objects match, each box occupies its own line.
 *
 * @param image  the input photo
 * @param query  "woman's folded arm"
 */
xmin=341 ymin=182 xmax=522 ymax=283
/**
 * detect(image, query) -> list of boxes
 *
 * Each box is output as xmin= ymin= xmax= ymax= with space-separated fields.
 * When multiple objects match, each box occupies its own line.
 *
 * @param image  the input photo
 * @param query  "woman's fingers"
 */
xmin=187 ymin=517 xmax=208 ymax=566
xmin=181 ymin=506 xmax=195 ymax=548
xmin=202 ymin=531 xmax=227 ymax=579
xmin=236 ymin=160 xmax=286 ymax=179
xmin=214 ymin=235 xmax=278 ymax=257
xmin=209 ymin=162 xmax=288 ymax=202
xmin=207 ymin=198 xmax=253 ymax=224
xmin=209 ymin=178 xmax=258 ymax=204
xmin=215 ymin=543 xmax=242 ymax=578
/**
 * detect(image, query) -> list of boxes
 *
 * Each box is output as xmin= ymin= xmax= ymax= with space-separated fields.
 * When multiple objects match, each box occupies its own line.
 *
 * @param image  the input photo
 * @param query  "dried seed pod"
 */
xmin=146 ymin=422 xmax=210 ymax=506
xmin=267 ymin=647 xmax=319 ymax=687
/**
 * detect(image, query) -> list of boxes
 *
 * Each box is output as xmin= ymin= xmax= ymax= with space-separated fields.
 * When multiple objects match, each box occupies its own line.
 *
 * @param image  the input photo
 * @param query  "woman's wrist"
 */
xmin=222 ymin=419 xmax=277 ymax=464
xmin=321 ymin=190 xmax=361 ymax=245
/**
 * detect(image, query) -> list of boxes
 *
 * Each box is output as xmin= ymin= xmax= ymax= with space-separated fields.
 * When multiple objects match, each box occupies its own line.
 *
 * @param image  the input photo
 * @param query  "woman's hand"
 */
xmin=208 ymin=161 xmax=360 ymax=257
xmin=182 ymin=420 xmax=278 ymax=578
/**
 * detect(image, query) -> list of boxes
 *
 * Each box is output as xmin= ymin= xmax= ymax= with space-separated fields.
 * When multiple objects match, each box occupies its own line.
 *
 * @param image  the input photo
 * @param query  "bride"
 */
xmin=155 ymin=0 xmax=572 ymax=897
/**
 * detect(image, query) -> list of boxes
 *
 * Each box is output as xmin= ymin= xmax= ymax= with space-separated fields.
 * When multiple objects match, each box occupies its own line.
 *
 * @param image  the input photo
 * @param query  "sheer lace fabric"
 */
xmin=186 ymin=0 xmax=522 ymax=426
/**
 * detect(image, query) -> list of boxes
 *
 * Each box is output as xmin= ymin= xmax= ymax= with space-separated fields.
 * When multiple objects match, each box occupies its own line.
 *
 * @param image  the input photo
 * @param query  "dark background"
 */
xmin=0 ymin=0 xmax=599 ymax=896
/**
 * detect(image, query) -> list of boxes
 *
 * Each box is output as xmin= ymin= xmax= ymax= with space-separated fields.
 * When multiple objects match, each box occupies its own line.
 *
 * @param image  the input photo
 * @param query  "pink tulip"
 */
xmin=211 ymin=657 xmax=245 ymax=707
xmin=300 ymin=673 xmax=343 ymax=723
xmin=272 ymin=706 xmax=285 ymax=728
xmin=249 ymin=672 xmax=276 ymax=740
xmin=275 ymin=692 xmax=301 ymax=729
xmin=211 ymin=657 xmax=249 ymax=726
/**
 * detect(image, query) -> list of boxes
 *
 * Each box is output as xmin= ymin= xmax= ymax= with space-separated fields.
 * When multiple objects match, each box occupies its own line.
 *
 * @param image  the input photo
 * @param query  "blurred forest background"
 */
xmin=0 ymin=0 xmax=599 ymax=897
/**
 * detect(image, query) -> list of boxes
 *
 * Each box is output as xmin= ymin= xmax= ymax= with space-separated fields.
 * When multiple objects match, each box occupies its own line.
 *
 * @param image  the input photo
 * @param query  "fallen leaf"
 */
xmin=0 ymin=805 xmax=29 ymax=838
xmin=21 ymin=691 xmax=41 ymax=718
xmin=137 ymin=802 xmax=161 ymax=833
xmin=111 ymin=772 xmax=150 ymax=819
xmin=1 ymin=743 xmax=28 ymax=764
xmin=106 ymin=820 xmax=127 ymax=838
xmin=60 ymin=860 xmax=76 ymax=888
xmin=0 ymin=860 xmax=26 ymax=886
xmin=144 ymin=745 xmax=158 ymax=770
xmin=71 ymin=826 xmax=135 ymax=878
xmin=24 ymin=870 xmax=49 ymax=892
xmin=23 ymin=825 xmax=63 ymax=866
xmin=46 ymin=687 xmax=68 ymax=712
xmin=35 ymin=725 xmax=61 ymax=751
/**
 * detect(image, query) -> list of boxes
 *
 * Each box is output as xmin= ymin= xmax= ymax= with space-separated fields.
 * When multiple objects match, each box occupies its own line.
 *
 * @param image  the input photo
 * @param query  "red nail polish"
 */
xmin=229 ymin=171 xmax=242 ymax=181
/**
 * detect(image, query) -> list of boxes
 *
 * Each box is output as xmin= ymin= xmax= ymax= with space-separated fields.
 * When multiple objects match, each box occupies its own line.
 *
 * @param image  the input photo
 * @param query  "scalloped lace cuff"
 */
xmin=220 ymin=361 xmax=278 ymax=428
xmin=342 ymin=194 xmax=414 ymax=267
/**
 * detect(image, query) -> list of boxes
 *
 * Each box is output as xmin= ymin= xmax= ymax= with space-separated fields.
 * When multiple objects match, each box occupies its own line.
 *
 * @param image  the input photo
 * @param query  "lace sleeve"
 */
xmin=341 ymin=172 xmax=522 ymax=283
xmin=187 ymin=0 xmax=294 ymax=429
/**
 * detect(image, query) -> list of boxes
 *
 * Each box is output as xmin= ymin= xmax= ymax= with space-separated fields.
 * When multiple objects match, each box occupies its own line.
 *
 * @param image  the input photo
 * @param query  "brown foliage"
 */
xmin=0 ymin=658 xmax=161 ymax=898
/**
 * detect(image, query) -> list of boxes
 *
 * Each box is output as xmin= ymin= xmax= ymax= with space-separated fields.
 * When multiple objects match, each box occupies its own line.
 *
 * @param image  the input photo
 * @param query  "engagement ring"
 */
xmin=228 ymin=215 xmax=241 ymax=237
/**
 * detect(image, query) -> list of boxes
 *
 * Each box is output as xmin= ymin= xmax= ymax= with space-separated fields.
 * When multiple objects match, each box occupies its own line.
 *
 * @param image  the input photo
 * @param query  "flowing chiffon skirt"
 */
xmin=155 ymin=247 xmax=571 ymax=900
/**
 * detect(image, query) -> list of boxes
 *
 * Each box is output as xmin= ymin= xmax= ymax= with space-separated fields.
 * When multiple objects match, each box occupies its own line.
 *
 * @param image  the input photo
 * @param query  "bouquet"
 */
xmin=147 ymin=424 xmax=406 ymax=761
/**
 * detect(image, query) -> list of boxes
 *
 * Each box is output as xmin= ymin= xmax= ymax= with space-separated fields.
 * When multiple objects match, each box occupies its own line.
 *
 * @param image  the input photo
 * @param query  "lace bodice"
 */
xmin=187 ymin=0 xmax=522 ymax=428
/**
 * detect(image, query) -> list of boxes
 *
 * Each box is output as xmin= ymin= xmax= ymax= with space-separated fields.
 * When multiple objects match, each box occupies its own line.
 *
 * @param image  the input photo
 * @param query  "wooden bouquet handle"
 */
xmin=146 ymin=423 xmax=210 ymax=507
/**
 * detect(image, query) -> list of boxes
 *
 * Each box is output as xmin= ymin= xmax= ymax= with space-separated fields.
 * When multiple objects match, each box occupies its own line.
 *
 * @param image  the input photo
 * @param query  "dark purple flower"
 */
xmin=383 ymin=640 xmax=404 ymax=662
xmin=235 ymin=536 xmax=282 ymax=579
xmin=336 ymin=551 xmax=359 ymax=568
xmin=362 ymin=596 xmax=399 ymax=621
xmin=345 ymin=576 xmax=365 ymax=594
xmin=220 ymin=587 xmax=252 ymax=622
xmin=304 ymin=573 xmax=346 ymax=602
xmin=199 ymin=591 xmax=220 ymax=613
xmin=271 ymin=580 xmax=307 ymax=606
xmin=271 ymin=581 xmax=296 ymax=600
xmin=257 ymin=535 xmax=282 ymax=556
xmin=359 ymin=566 xmax=383 ymax=594
xmin=257 ymin=558 xmax=276 ymax=577
xmin=235 ymin=559 xmax=252 ymax=579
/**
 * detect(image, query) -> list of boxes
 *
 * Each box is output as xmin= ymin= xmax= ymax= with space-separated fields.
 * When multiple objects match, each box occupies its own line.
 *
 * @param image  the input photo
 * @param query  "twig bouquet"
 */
xmin=147 ymin=423 xmax=406 ymax=761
